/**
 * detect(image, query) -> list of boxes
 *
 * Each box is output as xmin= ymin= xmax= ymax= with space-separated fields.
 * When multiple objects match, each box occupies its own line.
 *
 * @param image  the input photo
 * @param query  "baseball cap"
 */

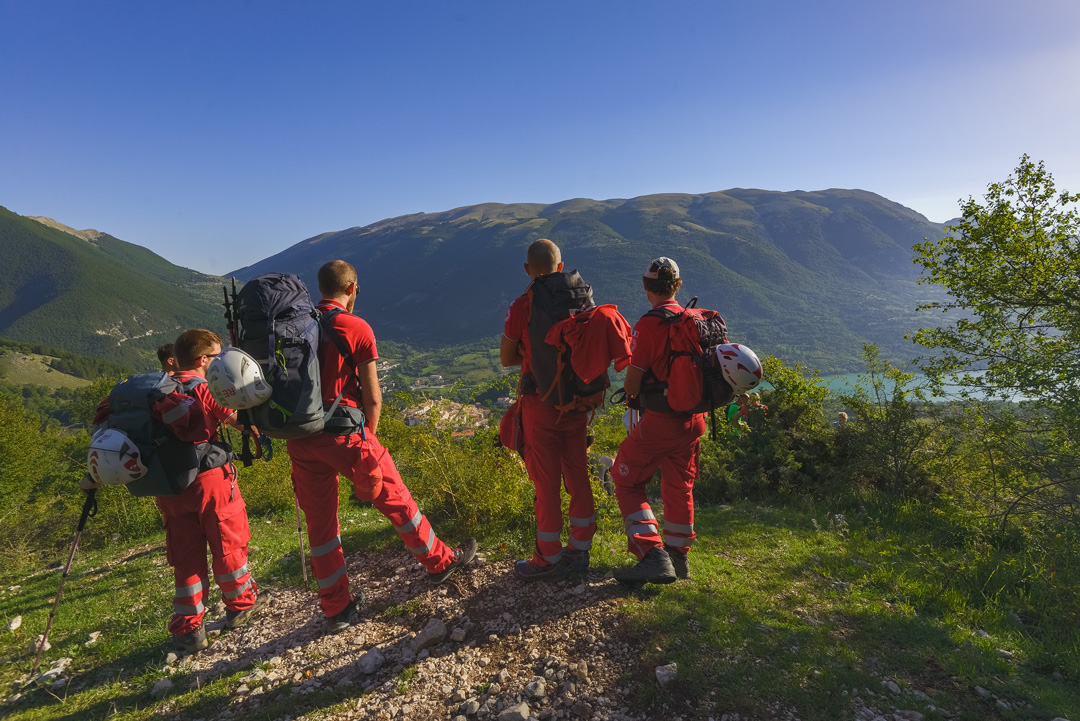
xmin=643 ymin=257 xmax=680 ymax=279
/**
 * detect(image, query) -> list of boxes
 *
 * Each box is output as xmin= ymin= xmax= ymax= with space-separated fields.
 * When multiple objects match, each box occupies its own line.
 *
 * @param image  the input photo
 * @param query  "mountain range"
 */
xmin=1 ymin=189 xmax=952 ymax=373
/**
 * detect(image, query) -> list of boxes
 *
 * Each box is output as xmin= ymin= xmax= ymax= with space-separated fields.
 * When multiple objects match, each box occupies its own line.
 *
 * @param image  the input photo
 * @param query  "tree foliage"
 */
xmin=912 ymin=155 xmax=1080 ymax=405
xmin=912 ymin=156 xmax=1080 ymax=524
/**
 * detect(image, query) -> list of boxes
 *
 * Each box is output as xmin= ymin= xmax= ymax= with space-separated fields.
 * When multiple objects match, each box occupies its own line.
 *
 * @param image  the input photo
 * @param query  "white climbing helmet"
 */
xmin=207 ymin=347 xmax=272 ymax=410
xmin=715 ymin=343 xmax=763 ymax=392
xmin=87 ymin=428 xmax=148 ymax=485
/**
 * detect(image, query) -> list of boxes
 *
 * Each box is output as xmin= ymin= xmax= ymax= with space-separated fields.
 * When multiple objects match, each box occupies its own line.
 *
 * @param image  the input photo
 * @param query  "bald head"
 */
xmin=526 ymin=239 xmax=562 ymax=276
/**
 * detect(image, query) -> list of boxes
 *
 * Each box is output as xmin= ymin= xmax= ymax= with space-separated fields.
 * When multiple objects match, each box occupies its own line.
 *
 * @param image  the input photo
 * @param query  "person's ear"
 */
xmin=556 ymin=262 xmax=564 ymax=272
xmin=523 ymin=262 xmax=530 ymax=276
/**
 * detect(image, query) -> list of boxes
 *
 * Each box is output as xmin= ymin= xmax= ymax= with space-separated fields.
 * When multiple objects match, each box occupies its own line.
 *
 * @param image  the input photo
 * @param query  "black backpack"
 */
xmin=100 ymin=372 xmax=231 ymax=497
xmin=233 ymin=273 xmax=363 ymax=440
xmin=523 ymin=271 xmax=609 ymax=411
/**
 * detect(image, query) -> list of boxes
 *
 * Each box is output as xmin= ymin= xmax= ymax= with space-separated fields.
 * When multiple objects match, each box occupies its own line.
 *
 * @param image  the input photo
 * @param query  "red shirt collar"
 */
xmin=320 ymin=299 xmax=348 ymax=311
xmin=652 ymin=299 xmax=682 ymax=310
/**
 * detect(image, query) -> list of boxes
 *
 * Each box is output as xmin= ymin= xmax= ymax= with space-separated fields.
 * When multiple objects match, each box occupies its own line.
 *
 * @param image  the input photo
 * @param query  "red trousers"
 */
xmin=612 ymin=411 xmax=705 ymax=559
xmin=520 ymin=394 xmax=596 ymax=565
xmin=287 ymin=430 xmax=454 ymax=617
xmin=155 ymin=464 xmax=257 ymax=636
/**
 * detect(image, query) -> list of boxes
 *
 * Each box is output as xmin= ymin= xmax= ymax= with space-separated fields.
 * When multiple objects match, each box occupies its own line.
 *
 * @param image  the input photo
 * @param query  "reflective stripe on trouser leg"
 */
xmin=663 ymin=520 xmax=696 ymax=551
xmin=520 ymin=395 xmax=592 ymax=566
xmin=286 ymin=435 xmax=352 ymax=618
xmin=536 ymin=528 xmax=564 ymax=564
xmin=173 ymin=575 xmax=208 ymax=617
xmin=657 ymin=418 xmax=703 ymax=555
xmin=568 ymin=514 xmax=595 ymax=551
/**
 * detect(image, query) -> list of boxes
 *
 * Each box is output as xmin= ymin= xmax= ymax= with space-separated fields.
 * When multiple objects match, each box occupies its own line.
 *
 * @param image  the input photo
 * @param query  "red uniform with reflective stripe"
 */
xmin=96 ymin=372 xmax=257 ymax=637
xmin=614 ymin=300 xmax=702 ymax=560
xmin=287 ymin=301 xmax=454 ymax=618
xmin=504 ymin=288 xmax=595 ymax=566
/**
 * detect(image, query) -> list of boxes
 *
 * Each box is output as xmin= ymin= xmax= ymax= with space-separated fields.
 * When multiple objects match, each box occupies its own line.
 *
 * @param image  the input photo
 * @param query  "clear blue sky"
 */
xmin=2 ymin=0 xmax=1077 ymax=275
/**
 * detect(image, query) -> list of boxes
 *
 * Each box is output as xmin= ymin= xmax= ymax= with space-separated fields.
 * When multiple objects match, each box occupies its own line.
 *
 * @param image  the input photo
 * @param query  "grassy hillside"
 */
xmin=232 ymin=190 xmax=951 ymax=373
xmin=0 ymin=208 xmax=225 ymax=367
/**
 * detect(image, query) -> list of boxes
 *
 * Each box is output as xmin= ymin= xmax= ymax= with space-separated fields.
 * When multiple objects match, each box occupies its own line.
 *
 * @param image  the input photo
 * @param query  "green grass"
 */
xmin=0 ymin=352 xmax=89 ymax=390
xmin=2 ymin=497 xmax=1078 ymax=720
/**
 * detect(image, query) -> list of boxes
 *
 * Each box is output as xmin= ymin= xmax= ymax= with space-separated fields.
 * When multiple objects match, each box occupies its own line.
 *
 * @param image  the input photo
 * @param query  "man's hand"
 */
xmin=79 ymin=473 xmax=103 ymax=495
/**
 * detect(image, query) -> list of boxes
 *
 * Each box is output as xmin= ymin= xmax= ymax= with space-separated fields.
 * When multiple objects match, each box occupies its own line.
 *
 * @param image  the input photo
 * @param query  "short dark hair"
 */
xmin=174 ymin=329 xmax=222 ymax=369
xmin=156 ymin=343 xmax=175 ymax=366
xmin=643 ymin=266 xmax=681 ymax=297
xmin=318 ymin=260 xmax=357 ymax=297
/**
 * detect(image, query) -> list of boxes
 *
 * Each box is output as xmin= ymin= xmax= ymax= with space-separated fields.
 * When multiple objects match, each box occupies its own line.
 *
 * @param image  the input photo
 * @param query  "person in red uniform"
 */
xmin=612 ymin=257 xmax=704 ymax=584
xmin=501 ymin=239 xmax=595 ymax=582
xmin=287 ymin=260 xmax=477 ymax=633
xmin=85 ymin=329 xmax=267 ymax=651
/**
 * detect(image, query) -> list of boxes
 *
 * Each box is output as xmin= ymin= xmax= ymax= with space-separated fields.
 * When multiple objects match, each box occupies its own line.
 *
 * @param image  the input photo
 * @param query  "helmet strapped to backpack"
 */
xmin=716 ymin=343 xmax=763 ymax=393
xmin=87 ymin=428 xmax=148 ymax=485
xmin=90 ymin=372 xmax=230 ymax=497
xmin=207 ymin=347 xmax=273 ymax=410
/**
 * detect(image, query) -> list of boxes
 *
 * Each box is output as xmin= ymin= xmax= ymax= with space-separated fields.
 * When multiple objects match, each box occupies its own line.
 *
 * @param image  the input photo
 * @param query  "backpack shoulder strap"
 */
xmin=318 ymin=307 xmax=356 ymax=368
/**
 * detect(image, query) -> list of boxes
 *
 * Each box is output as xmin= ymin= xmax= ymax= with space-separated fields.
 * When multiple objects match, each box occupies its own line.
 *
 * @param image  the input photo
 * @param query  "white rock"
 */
xmin=885 ymin=679 xmax=901 ymax=694
xmin=656 ymin=663 xmax=678 ymax=686
xmin=498 ymin=702 xmax=531 ymax=721
xmin=151 ymin=679 xmax=173 ymax=697
xmin=8 ymin=616 xmax=21 ymax=631
xmin=85 ymin=631 xmax=101 ymax=646
xmin=975 ymin=630 xmax=990 ymax=639
xmin=357 ymin=648 xmax=386 ymax=675
xmin=974 ymin=686 xmax=990 ymax=698
xmin=409 ymin=618 xmax=447 ymax=653
xmin=451 ymin=627 xmax=467 ymax=642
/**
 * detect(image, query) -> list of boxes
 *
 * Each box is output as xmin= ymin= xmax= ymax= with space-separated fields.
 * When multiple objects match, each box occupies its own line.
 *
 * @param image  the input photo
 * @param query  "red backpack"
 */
xmin=638 ymin=301 xmax=734 ymax=415
xmin=542 ymin=304 xmax=633 ymax=413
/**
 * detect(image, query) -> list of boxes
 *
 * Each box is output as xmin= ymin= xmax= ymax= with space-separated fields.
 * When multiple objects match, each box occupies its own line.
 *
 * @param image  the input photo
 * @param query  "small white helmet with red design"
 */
xmin=87 ymin=428 xmax=148 ymax=485
xmin=715 ymin=343 xmax=763 ymax=392
xmin=207 ymin=347 xmax=272 ymax=410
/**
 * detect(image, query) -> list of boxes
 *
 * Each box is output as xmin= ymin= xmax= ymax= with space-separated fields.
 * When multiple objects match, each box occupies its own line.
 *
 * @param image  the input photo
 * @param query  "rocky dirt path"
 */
xmin=166 ymin=549 xmax=661 ymax=721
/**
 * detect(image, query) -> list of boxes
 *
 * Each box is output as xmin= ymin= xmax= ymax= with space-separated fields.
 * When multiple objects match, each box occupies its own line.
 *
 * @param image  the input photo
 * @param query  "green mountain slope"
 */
xmin=231 ymin=189 xmax=951 ymax=372
xmin=0 ymin=207 xmax=224 ymax=366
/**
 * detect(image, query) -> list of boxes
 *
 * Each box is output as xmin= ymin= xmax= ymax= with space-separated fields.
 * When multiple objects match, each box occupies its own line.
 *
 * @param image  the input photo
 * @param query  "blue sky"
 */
xmin=2 ymin=0 xmax=1077 ymax=275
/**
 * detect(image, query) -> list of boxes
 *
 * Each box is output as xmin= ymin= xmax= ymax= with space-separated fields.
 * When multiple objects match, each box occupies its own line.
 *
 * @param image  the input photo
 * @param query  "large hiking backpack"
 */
xmin=235 ymin=273 xmax=326 ymax=439
xmin=96 ymin=372 xmax=231 ymax=497
xmin=524 ymin=271 xmax=610 ymax=412
xmin=637 ymin=302 xmax=735 ymax=415
xmin=233 ymin=273 xmax=363 ymax=440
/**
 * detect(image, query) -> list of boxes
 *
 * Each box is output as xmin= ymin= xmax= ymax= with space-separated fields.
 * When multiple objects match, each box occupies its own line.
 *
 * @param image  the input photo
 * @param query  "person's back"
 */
xmin=501 ymin=239 xmax=597 ymax=582
xmin=88 ymin=329 xmax=267 ymax=652
xmin=286 ymin=260 xmax=476 ymax=633
xmin=611 ymin=257 xmax=709 ymax=585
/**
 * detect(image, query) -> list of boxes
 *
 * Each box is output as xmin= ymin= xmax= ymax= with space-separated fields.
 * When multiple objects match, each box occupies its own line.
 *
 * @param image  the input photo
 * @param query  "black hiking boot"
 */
xmin=327 ymin=594 xmax=364 ymax=635
xmin=614 ymin=547 xmax=678 ymax=586
xmin=514 ymin=558 xmax=570 ymax=583
xmin=563 ymin=548 xmax=590 ymax=576
xmin=225 ymin=589 xmax=273 ymax=630
xmin=664 ymin=545 xmax=689 ymax=580
xmin=428 ymin=538 xmax=478 ymax=584
xmin=174 ymin=623 xmax=208 ymax=653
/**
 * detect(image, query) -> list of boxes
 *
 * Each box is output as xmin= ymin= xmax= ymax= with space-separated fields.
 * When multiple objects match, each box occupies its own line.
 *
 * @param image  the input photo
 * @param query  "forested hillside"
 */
xmin=232 ymin=189 xmax=952 ymax=372
xmin=0 ymin=208 xmax=223 ymax=367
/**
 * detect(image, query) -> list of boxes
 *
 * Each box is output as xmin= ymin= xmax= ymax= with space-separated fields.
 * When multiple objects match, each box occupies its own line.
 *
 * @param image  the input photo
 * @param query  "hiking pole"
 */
xmin=290 ymin=478 xmax=309 ymax=584
xmin=31 ymin=487 xmax=97 ymax=679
